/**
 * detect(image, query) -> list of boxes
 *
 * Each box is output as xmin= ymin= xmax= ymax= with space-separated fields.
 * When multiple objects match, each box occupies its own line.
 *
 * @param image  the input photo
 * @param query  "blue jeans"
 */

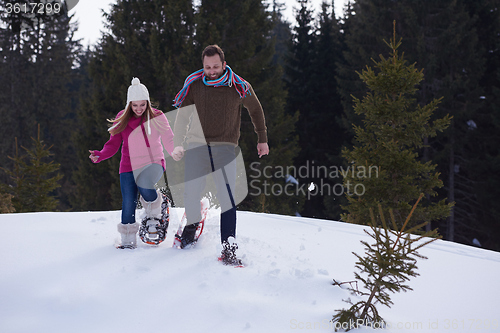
xmin=120 ymin=164 xmax=164 ymax=224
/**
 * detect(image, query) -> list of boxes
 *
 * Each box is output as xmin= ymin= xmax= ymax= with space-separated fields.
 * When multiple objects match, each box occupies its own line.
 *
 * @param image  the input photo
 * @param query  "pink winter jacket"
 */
xmin=92 ymin=109 xmax=174 ymax=173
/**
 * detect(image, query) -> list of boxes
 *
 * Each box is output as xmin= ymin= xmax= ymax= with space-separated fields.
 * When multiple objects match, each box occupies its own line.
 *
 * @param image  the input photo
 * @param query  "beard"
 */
xmin=205 ymin=67 xmax=226 ymax=80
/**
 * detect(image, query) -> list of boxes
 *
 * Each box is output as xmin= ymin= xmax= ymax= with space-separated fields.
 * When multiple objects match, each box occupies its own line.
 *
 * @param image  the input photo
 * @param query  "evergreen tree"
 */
xmin=310 ymin=0 xmax=344 ymax=161
xmin=0 ymin=125 xmax=62 ymax=212
xmin=285 ymin=0 xmax=316 ymax=120
xmin=332 ymin=195 xmax=441 ymax=329
xmin=195 ymin=0 xmax=302 ymax=215
xmin=270 ymin=1 xmax=292 ymax=68
xmin=341 ymin=28 xmax=452 ymax=230
xmin=335 ymin=0 xmax=395 ymax=136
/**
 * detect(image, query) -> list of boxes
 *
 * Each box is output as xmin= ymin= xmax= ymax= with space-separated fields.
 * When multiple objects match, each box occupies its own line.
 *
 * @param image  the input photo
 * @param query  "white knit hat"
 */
xmin=126 ymin=77 xmax=152 ymax=134
xmin=127 ymin=77 xmax=150 ymax=106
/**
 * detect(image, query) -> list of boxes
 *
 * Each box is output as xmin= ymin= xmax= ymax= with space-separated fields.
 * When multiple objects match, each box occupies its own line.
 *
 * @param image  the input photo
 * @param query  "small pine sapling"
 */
xmin=332 ymin=194 xmax=441 ymax=331
xmin=0 ymin=125 xmax=62 ymax=212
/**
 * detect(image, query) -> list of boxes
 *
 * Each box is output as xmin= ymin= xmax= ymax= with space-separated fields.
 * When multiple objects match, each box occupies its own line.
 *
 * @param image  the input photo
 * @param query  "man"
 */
xmin=172 ymin=44 xmax=269 ymax=265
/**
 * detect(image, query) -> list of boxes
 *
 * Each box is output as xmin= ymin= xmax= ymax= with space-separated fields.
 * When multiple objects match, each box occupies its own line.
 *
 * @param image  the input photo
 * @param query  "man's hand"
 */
xmin=172 ymin=146 xmax=185 ymax=161
xmin=257 ymin=143 xmax=269 ymax=158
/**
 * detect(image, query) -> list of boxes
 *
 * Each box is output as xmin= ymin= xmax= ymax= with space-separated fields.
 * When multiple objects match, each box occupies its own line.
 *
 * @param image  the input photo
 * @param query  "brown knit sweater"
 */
xmin=173 ymin=79 xmax=267 ymax=147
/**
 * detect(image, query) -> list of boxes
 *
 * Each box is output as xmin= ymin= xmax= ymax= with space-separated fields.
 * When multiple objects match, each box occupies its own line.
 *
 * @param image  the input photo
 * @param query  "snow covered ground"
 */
xmin=1 ymin=208 xmax=499 ymax=333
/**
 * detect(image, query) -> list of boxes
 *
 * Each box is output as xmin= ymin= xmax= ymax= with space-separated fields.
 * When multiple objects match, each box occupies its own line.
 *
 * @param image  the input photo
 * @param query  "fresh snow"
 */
xmin=1 ymin=208 xmax=499 ymax=333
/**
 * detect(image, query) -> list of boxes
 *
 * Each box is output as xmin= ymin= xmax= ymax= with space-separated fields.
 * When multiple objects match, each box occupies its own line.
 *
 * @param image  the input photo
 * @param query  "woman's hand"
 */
xmin=89 ymin=150 xmax=99 ymax=163
xmin=172 ymin=146 xmax=185 ymax=161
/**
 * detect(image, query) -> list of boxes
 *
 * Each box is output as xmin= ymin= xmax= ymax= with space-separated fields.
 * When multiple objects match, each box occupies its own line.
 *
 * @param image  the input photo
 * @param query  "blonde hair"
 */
xmin=107 ymin=101 xmax=157 ymax=136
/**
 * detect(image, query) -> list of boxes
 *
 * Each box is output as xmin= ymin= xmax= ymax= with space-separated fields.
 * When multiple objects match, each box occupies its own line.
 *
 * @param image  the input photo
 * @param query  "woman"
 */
xmin=89 ymin=78 xmax=174 ymax=248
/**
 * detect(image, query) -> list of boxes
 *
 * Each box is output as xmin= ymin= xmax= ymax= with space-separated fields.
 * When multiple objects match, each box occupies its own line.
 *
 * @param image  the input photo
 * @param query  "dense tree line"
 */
xmin=285 ymin=0 xmax=500 ymax=250
xmin=333 ymin=0 xmax=500 ymax=250
xmin=1 ymin=0 xmax=499 ymax=251
xmin=285 ymin=0 xmax=346 ymax=219
xmin=0 ymin=0 xmax=80 ymax=210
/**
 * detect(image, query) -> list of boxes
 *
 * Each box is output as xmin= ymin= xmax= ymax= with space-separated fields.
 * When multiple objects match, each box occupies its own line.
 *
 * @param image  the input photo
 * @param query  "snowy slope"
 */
xmin=1 ymin=208 xmax=499 ymax=333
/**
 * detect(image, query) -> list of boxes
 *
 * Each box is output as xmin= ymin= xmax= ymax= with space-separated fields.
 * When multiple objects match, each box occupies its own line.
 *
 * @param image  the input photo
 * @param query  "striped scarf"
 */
xmin=172 ymin=65 xmax=251 ymax=108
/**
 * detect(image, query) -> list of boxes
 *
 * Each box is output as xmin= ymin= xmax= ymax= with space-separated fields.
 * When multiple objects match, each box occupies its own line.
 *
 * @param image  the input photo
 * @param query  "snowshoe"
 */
xmin=218 ymin=237 xmax=244 ymax=267
xmin=139 ymin=194 xmax=170 ymax=245
xmin=173 ymin=199 xmax=209 ymax=249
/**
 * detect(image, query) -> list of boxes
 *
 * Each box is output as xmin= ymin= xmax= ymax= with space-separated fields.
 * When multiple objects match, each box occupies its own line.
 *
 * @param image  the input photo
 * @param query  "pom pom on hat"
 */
xmin=126 ymin=77 xmax=150 ymax=106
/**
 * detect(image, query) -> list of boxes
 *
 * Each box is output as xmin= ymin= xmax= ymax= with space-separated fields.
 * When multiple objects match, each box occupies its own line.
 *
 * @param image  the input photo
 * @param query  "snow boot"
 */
xmin=179 ymin=222 xmax=200 ymax=248
xmin=219 ymin=237 xmax=243 ymax=266
xmin=140 ymin=190 xmax=163 ymax=233
xmin=172 ymin=199 xmax=208 ymax=249
xmin=117 ymin=222 xmax=140 ymax=249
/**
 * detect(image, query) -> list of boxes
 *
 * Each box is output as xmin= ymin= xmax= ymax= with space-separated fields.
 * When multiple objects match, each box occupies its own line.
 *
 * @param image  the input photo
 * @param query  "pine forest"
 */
xmin=1 ymin=0 xmax=499 ymax=251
